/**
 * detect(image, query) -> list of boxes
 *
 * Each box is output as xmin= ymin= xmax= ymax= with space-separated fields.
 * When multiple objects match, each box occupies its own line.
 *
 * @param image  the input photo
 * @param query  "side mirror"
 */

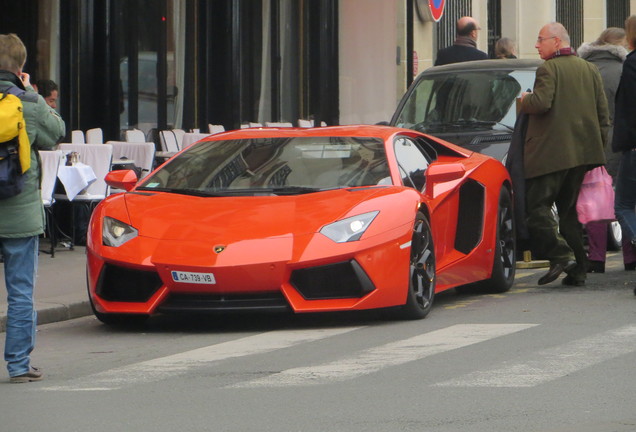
xmin=105 ymin=169 xmax=138 ymax=192
xmin=424 ymin=162 xmax=466 ymax=198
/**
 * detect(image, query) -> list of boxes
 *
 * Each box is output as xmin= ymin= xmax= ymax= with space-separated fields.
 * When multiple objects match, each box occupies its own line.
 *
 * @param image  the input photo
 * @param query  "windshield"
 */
xmin=138 ymin=136 xmax=391 ymax=195
xmin=393 ymin=69 xmax=535 ymax=133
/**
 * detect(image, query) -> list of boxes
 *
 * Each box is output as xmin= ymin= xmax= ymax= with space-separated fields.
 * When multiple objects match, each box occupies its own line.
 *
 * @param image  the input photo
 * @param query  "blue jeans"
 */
xmin=1 ymin=236 xmax=38 ymax=377
xmin=614 ymin=150 xmax=636 ymax=242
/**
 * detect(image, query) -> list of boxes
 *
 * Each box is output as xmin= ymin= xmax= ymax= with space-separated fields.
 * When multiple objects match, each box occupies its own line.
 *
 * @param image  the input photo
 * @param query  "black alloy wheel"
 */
xmin=489 ymin=186 xmax=516 ymax=292
xmin=456 ymin=186 xmax=515 ymax=294
xmin=401 ymin=213 xmax=436 ymax=319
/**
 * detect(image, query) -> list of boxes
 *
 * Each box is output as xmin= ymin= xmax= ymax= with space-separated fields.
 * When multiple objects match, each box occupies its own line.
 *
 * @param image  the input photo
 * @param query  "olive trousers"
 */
xmin=525 ymin=166 xmax=588 ymax=280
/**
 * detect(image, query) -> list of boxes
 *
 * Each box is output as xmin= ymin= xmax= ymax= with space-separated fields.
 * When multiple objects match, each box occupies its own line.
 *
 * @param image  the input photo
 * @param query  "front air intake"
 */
xmin=96 ymin=264 xmax=162 ymax=302
xmin=290 ymin=260 xmax=375 ymax=300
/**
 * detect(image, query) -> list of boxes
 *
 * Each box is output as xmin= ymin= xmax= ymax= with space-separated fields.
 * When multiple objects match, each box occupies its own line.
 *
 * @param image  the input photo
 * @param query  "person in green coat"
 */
xmin=519 ymin=22 xmax=609 ymax=287
xmin=0 ymin=33 xmax=65 ymax=383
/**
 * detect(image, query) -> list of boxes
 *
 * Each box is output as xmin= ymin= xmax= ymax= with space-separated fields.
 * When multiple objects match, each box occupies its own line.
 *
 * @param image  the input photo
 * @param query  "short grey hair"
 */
xmin=545 ymin=22 xmax=571 ymax=45
xmin=0 ymin=33 xmax=27 ymax=74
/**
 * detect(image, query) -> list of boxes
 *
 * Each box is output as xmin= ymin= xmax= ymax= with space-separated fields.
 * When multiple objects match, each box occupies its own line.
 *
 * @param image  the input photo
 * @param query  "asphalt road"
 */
xmin=1 ymin=252 xmax=636 ymax=432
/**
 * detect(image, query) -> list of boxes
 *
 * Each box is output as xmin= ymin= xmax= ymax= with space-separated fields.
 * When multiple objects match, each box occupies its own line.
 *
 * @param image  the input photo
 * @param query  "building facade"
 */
xmin=0 ymin=0 xmax=632 ymax=142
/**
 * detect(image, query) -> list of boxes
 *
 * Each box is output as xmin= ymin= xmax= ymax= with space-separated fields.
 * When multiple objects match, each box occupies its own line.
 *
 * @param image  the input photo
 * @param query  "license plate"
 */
xmin=171 ymin=271 xmax=216 ymax=284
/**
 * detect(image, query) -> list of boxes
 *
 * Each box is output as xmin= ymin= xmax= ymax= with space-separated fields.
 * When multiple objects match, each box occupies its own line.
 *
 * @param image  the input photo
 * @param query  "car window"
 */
xmin=139 ymin=136 xmax=392 ymax=194
xmin=393 ymin=69 xmax=535 ymax=133
xmin=394 ymin=136 xmax=431 ymax=190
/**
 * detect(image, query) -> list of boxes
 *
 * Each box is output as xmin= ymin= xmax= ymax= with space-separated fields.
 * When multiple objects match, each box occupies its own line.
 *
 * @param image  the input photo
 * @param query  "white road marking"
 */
xmin=42 ymin=327 xmax=361 ymax=391
xmin=435 ymin=324 xmax=636 ymax=388
xmin=231 ymin=323 xmax=537 ymax=388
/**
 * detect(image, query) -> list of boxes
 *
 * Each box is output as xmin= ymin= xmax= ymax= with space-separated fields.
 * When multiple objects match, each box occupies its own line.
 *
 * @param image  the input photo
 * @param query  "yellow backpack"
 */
xmin=0 ymin=86 xmax=31 ymax=199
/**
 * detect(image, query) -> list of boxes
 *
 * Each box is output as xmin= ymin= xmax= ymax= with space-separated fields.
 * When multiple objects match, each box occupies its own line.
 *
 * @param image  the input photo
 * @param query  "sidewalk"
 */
xmin=0 ymin=243 xmax=91 ymax=332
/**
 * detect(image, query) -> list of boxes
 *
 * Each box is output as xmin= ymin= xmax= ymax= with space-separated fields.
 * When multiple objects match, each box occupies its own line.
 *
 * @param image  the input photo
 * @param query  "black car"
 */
xmin=391 ymin=58 xmax=622 ymax=250
xmin=391 ymin=59 xmax=541 ymax=164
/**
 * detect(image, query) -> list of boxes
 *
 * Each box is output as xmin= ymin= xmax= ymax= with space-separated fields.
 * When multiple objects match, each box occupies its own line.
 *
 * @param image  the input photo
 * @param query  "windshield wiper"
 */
xmin=137 ymin=186 xmax=343 ymax=197
xmin=270 ymin=186 xmax=339 ymax=195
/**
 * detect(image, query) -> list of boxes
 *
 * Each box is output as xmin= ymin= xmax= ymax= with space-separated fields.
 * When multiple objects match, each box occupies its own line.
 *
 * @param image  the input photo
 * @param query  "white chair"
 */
xmin=249 ymin=122 xmax=263 ymax=128
xmin=265 ymin=122 xmax=293 ymax=127
xmin=108 ymin=141 xmax=156 ymax=179
xmin=86 ymin=128 xmax=104 ymax=144
xmin=172 ymin=129 xmax=186 ymax=148
xmin=39 ymin=150 xmax=65 ymax=256
xmin=181 ymin=132 xmax=209 ymax=149
xmin=209 ymin=124 xmax=225 ymax=134
xmin=125 ymin=129 xmax=146 ymax=143
xmin=298 ymin=119 xmax=327 ymax=127
xmin=159 ymin=130 xmax=181 ymax=153
xmin=71 ymin=130 xmax=85 ymax=144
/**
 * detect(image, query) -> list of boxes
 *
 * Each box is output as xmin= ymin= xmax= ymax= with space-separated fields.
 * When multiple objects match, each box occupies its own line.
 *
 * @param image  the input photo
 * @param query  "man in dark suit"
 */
xmin=435 ymin=16 xmax=488 ymax=66
xmin=519 ymin=22 xmax=609 ymax=287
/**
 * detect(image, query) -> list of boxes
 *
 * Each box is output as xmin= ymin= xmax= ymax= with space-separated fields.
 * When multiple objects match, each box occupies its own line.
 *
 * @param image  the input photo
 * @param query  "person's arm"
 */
xmin=612 ymin=59 xmax=636 ymax=152
xmin=618 ymin=60 xmax=636 ymax=136
xmin=593 ymin=68 xmax=611 ymax=149
xmin=34 ymin=99 xmax=65 ymax=149
xmin=520 ymin=64 xmax=555 ymax=114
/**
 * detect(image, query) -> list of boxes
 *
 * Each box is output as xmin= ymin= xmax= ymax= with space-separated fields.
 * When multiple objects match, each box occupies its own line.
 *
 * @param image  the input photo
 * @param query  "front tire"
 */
xmin=400 ymin=213 xmax=436 ymax=319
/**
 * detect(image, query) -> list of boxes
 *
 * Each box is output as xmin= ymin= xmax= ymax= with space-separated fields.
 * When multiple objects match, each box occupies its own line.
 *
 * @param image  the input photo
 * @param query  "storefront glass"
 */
xmin=116 ymin=0 xmax=183 ymax=136
xmin=35 ymin=0 xmax=61 ymax=106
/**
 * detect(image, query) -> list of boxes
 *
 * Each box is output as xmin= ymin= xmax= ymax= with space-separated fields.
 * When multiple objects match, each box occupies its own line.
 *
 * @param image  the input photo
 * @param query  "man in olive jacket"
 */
xmin=520 ymin=22 xmax=609 ymax=287
xmin=0 ymin=33 xmax=65 ymax=383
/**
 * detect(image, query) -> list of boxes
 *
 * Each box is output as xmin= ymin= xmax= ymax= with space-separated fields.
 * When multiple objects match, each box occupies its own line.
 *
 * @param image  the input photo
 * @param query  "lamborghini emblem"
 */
xmin=214 ymin=245 xmax=226 ymax=254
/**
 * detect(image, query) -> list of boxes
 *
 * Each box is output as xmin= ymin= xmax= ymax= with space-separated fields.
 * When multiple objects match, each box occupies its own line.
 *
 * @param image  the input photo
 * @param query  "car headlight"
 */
xmin=320 ymin=211 xmax=379 ymax=243
xmin=103 ymin=216 xmax=138 ymax=247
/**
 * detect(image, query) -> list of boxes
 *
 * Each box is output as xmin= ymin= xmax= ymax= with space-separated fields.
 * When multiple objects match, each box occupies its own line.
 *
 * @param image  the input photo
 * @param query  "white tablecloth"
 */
xmin=181 ymin=133 xmax=209 ymax=149
xmin=57 ymin=162 xmax=97 ymax=201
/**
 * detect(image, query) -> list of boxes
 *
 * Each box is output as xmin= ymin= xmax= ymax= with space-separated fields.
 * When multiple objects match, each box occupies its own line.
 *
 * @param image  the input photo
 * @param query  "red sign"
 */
xmin=428 ymin=0 xmax=446 ymax=22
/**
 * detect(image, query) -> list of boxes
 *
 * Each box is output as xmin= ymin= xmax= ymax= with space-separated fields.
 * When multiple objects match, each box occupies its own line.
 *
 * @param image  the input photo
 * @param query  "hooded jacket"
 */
xmin=578 ymin=42 xmax=627 ymax=122
xmin=578 ymin=42 xmax=627 ymax=176
xmin=0 ymin=70 xmax=65 ymax=238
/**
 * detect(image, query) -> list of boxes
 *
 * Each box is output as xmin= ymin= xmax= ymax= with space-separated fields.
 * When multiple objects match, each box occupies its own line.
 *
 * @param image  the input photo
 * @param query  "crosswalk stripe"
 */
xmin=434 ymin=324 xmax=636 ymax=388
xmin=230 ymin=323 xmax=537 ymax=388
xmin=42 ymin=326 xmax=362 ymax=391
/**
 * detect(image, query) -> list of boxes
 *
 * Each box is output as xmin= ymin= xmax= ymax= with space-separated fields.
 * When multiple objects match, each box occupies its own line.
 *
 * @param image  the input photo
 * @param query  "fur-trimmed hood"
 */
xmin=578 ymin=42 xmax=628 ymax=62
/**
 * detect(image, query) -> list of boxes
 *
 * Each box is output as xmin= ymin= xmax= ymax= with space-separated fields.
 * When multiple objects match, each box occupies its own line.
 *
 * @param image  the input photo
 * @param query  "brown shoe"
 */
xmin=9 ymin=367 xmax=43 ymax=383
xmin=538 ymin=260 xmax=576 ymax=285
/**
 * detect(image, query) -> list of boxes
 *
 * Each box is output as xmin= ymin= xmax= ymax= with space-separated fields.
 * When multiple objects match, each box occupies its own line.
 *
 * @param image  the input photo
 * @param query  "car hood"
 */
xmin=120 ymin=187 xmax=400 ymax=241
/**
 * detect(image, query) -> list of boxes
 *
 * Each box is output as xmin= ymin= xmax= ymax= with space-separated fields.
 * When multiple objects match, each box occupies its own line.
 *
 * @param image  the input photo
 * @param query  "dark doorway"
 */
xmin=487 ymin=0 xmax=502 ymax=58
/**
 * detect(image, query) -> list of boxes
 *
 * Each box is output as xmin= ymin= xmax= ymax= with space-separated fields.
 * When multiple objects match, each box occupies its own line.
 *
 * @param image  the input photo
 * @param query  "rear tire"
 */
xmin=458 ymin=187 xmax=515 ymax=294
xmin=399 ymin=213 xmax=436 ymax=319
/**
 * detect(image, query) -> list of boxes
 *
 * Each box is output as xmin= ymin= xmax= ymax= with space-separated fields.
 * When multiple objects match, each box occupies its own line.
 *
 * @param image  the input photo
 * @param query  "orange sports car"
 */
xmin=86 ymin=125 xmax=515 ymax=325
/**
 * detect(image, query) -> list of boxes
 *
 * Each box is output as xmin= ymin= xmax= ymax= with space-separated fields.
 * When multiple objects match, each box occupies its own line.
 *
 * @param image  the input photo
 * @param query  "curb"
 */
xmin=0 ymin=300 xmax=92 ymax=333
